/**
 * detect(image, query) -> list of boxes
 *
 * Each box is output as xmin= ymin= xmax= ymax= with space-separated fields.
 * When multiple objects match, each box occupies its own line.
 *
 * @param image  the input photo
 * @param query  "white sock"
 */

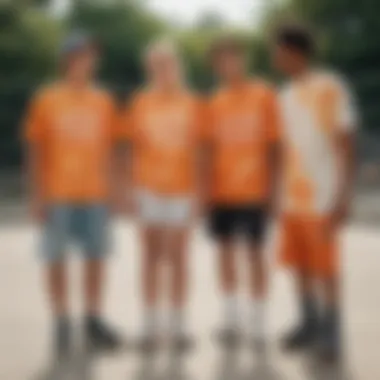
xmin=223 ymin=294 xmax=239 ymax=328
xmin=170 ymin=309 xmax=185 ymax=336
xmin=142 ymin=307 xmax=159 ymax=337
xmin=250 ymin=300 xmax=266 ymax=339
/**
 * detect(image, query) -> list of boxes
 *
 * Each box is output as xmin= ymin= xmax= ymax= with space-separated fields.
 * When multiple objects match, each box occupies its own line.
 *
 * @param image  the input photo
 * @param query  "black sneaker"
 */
xmin=85 ymin=316 xmax=122 ymax=352
xmin=250 ymin=334 xmax=268 ymax=355
xmin=55 ymin=317 xmax=71 ymax=359
xmin=281 ymin=323 xmax=318 ymax=352
xmin=317 ymin=342 xmax=341 ymax=365
xmin=317 ymin=315 xmax=341 ymax=364
xmin=215 ymin=326 xmax=241 ymax=348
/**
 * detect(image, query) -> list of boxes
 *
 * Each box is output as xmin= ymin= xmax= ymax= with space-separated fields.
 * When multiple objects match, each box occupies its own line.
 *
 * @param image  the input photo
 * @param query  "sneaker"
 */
xmin=317 ymin=342 xmax=341 ymax=365
xmin=135 ymin=334 xmax=160 ymax=354
xmin=317 ymin=316 xmax=341 ymax=364
xmin=85 ymin=316 xmax=122 ymax=352
xmin=215 ymin=326 xmax=241 ymax=348
xmin=250 ymin=333 xmax=268 ymax=354
xmin=281 ymin=323 xmax=318 ymax=352
xmin=55 ymin=317 xmax=71 ymax=359
xmin=170 ymin=333 xmax=194 ymax=353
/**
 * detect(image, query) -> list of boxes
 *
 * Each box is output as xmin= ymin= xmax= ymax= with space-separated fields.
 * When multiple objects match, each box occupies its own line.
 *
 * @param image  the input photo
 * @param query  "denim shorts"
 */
xmin=41 ymin=204 xmax=110 ymax=262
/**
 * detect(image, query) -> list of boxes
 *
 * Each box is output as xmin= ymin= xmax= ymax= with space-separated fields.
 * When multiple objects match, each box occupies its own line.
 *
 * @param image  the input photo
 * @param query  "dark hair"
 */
xmin=275 ymin=23 xmax=316 ymax=58
xmin=208 ymin=35 xmax=247 ymax=62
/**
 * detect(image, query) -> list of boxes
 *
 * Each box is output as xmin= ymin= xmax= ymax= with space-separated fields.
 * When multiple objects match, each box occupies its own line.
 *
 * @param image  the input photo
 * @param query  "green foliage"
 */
xmin=0 ymin=0 xmax=379 ymax=168
xmin=68 ymin=1 xmax=166 ymax=97
xmin=0 ymin=3 xmax=61 ymax=167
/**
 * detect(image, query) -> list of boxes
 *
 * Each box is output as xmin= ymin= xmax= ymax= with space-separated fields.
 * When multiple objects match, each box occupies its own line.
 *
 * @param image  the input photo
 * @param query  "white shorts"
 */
xmin=136 ymin=189 xmax=193 ymax=227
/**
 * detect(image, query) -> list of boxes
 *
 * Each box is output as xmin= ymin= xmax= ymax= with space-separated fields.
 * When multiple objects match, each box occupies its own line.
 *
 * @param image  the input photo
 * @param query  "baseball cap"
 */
xmin=59 ymin=31 xmax=97 ymax=58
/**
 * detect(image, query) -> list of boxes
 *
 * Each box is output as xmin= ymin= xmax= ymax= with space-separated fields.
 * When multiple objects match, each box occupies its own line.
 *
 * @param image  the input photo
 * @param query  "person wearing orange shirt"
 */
xmin=273 ymin=24 xmax=357 ymax=362
xmin=122 ymin=39 xmax=203 ymax=351
xmin=23 ymin=33 xmax=122 ymax=357
xmin=205 ymin=37 xmax=281 ymax=347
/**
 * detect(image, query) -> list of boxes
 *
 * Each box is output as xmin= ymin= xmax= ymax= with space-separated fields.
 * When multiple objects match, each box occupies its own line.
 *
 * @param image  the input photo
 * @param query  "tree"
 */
xmin=67 ymin=0 xmax=166 ymax=98
xmin=0 ymin=3 xmax=61 ymax=167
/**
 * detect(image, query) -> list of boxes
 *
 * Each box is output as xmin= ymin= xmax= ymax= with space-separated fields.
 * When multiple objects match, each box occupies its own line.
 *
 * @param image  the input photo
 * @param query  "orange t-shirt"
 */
xmin=124 ymin=89 xmax=204 ymax=195
xmin=24 ymin=83 xmax=122 ymax=202
xmin=207 ymin=80 xmax=280 ymax=204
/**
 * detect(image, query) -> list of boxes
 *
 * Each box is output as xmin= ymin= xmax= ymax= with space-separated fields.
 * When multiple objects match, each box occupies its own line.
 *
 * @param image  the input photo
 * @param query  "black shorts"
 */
xmin=208 ymin=204 xmax=268 ymax=244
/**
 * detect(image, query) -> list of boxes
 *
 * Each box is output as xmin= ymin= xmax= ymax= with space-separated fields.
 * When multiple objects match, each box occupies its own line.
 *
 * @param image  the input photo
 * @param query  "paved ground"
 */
xmin=0 ymin=220 xmax=379 ymax=380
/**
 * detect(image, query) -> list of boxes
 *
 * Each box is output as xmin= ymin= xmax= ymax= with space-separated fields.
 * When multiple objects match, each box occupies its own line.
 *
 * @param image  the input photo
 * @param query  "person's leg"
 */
xmin=43 ymin=205 xmax=71 ymax=357
xmin=208 ymin=206 xmax=240 ymax=343
xmin=140 ymin=225 xmax=164 ymax=339
xmin=46 ymin=261 xmax=71 ymax=357
xmin=320 ymin=275 xmax=341 ymax=360
xmin=219 ymin=238 xmax=239 ymax=325
xmin=247 ymin=246 xmax=268 ymax=346
xmin=84 ymin=258 xmax=104 ymax=315
xmin=317 ymin=225 xmax=341 ymax=362
xmin=282 ymin=271 xmax=319 ymax=350
xmin=244 ymin=207 xmax=268 ymax=344
xmin=209 ymin=207 xmax=239 ymax=330
xmin=280 ymin=216 xmax=319 ymax=351
xmin=134 ymin=189 xmax=167 ymax=349
xmin=80 ymin=205 xmax=121 ymax=350
xmin=47 ymin=261 xmax=69 ymax=317
xmin=167 ymin=227 xmax=190 ymax=340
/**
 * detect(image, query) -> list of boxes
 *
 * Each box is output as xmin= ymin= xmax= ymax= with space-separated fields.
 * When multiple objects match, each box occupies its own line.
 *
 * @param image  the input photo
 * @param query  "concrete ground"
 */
xmin=0 ymin=220 xmax=379 ymax=380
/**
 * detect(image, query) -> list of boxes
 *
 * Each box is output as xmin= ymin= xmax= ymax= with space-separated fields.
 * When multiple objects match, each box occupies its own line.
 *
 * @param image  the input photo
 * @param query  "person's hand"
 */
xmin=330 ymin=199 xmax=350 ymax=231
xmin=125 ymin=193 xmax=136 ymax=218
xmin=266 ymin=194 xmax=279 ymax=221
xmin=193 ymin=194 xmax=211 ymax=220
xmin=112 ymin=191 xmax=136 ymax=218
xmin=30 ymin=199 xmax=45 ymax=222
xmin=111 ymin=195 xmax=125 ymax=217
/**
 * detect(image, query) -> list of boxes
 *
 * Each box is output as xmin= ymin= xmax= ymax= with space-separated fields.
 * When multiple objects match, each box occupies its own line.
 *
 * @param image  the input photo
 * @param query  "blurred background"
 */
xmin=1 ymin=0 xmax=380 ymax=223
xmin=1 ymin=1 xmax=380 ymax=379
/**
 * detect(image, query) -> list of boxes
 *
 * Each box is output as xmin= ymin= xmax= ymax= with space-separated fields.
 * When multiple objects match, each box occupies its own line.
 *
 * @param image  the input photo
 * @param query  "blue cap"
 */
xmin=59 ymin=31 xmax=95 ymax=58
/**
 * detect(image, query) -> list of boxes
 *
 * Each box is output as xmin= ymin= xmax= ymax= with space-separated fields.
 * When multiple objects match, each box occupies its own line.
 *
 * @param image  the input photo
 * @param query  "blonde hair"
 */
xmin=144 ymin=37 xmax=185 ymax=87
xmin=144 ymin=37 xmax=180 ymax=62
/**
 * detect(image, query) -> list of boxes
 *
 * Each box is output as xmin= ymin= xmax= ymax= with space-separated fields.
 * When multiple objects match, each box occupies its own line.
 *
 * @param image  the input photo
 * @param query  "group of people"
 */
xmin=23 ymin=23 xmax=357 ymax=364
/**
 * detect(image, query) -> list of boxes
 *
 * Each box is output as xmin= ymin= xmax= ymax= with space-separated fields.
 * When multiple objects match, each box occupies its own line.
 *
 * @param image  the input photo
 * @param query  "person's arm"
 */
xmin=332 ymin=130 xmax=356 ymax=227
xmin=110 ymin=99 xmax=134 ymax=216
xmin=268 ymin=140 xmax=281 ymax=215
xmin=266 ymin=88 xmax=282 ymax=216
xmin=196 ymin=100 xmax=213 ymax=217
xmin=23 ymin=93 xmax=47 ymax=221
xmin=110 ymin=141 xmax=129 ymax=216
xmin=25 ymin=143 xmax=45 ymax=221
xmin=123 ymin=141 xmax=134 ymax=215
xmin=331 ymin=78 xmax=358 ymax=227
xmin=197 ymin=141 xmax=213 ymax=217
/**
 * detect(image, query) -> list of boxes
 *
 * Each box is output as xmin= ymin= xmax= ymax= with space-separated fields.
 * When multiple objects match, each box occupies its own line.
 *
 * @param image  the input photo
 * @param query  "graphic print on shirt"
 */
xmin=129 ymin=91 xmax=202 ymax=195
xmin=208 ymin=82 xmax=280 ymax=204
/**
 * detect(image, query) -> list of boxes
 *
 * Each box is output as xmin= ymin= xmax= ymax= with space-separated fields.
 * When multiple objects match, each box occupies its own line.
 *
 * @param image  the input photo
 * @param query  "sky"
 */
xmin=146 ymin=0 xmax=266 ymax=28
xmin=52 ymin=0 xmax=268 ymax=28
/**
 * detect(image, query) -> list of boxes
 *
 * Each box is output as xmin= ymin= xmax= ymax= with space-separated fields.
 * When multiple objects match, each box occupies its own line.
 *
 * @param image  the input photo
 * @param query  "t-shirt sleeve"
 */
xmin=335 ymin=77 xmax=358 ymax=132
xmin=265 ymin=88 xmax=282 ymax=142
xmin=23 ymin=91 xmax=47 ymax=143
